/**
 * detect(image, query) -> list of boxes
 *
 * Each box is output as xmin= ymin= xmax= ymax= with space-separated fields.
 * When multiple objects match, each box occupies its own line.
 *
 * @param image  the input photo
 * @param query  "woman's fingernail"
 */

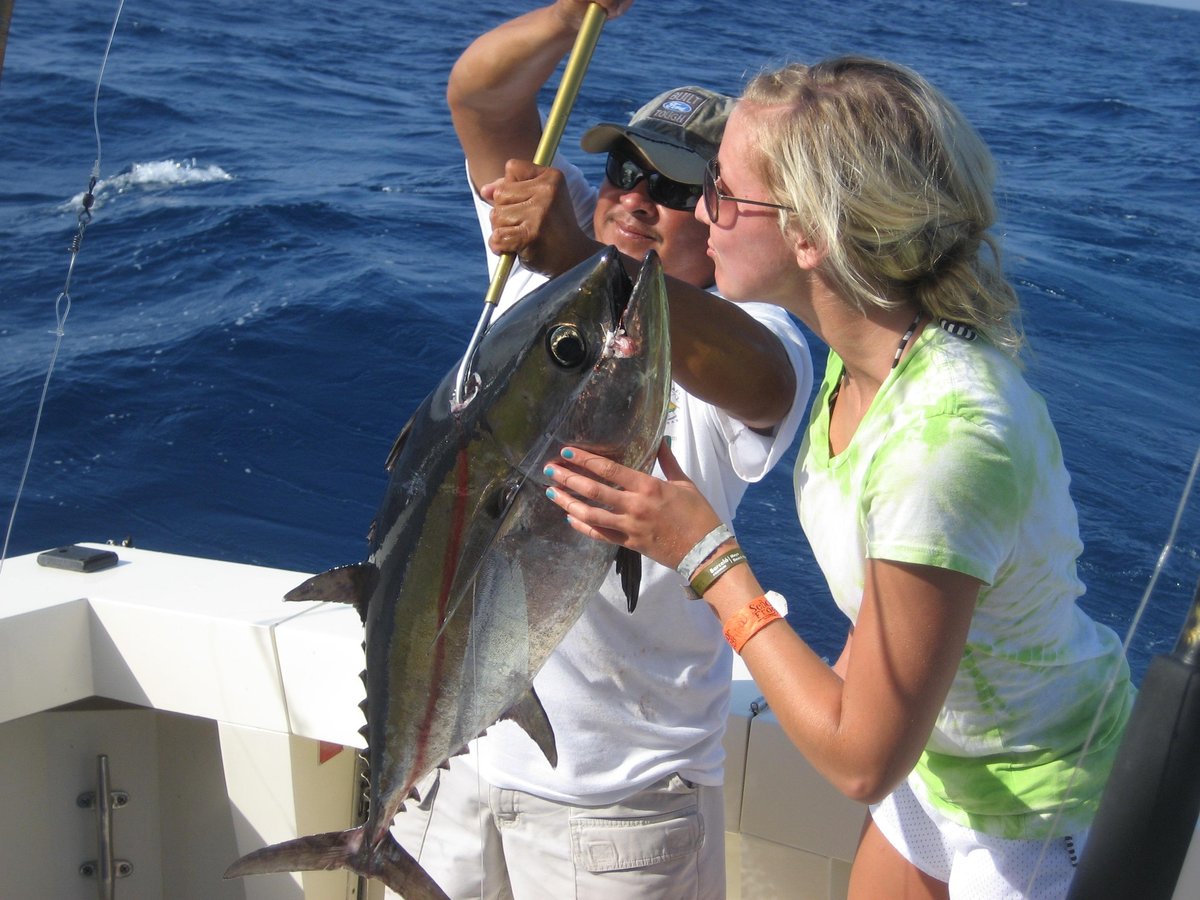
xmin=544 ymin=465 xmax=555 ymax=477
xmin=561 ymin=448 xmax=575 ymax=459
xmin=545 ymin=488 xmax=557 ymax=500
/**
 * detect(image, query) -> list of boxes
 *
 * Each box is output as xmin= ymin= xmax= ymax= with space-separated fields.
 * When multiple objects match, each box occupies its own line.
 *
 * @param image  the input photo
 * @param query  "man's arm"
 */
xmin=664 ymin=278 xmax=800 ymax=431
xmin=447 ymin=1 xmax=631 ymax=194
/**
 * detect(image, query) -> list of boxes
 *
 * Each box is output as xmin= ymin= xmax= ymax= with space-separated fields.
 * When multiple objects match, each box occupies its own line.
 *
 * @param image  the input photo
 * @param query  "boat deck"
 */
xmin=1 ymin=543 xmax=1196 ymax=899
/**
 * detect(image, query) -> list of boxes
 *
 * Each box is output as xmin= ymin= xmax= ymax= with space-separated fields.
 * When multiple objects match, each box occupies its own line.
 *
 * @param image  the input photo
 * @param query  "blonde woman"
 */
xmin=544 ymin=57 xmax=1135 ymax=899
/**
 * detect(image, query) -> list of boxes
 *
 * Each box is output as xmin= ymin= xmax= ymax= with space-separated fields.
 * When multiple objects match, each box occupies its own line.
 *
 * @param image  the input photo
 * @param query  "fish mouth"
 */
xmin=611 ymin=250 xmax=636 ymax=330
xmin=607 ymin=250 xmax=664 ymax=360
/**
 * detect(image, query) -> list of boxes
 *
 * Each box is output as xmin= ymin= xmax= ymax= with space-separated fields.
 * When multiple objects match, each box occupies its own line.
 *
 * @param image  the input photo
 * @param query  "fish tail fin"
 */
xmin=365 ymin=831 xmax=451 ymax=900
xmin=224 ymin=828 xmax=362 ymax=879
xmin=224 ymin=826 xmax=449 ymax=900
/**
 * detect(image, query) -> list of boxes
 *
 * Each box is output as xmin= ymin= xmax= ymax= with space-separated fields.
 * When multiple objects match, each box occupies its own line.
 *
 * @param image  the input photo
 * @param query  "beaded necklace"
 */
xmin=830 ymin=310 xmax=924 ymax=410
xmin=891 ymin=311 xmax=925 ymax=369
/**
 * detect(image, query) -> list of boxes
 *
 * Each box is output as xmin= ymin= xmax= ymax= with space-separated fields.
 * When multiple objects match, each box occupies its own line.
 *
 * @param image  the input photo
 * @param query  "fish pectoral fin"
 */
xmin=500 ymin=687 xmax=558 ymax=768
xmin=615 ymin=546 xmax=642 ymax=613
xmin=383 ymin=413 xmax=416 ymax=473
xmin=284 ymin=562 xmax=378 ymax=624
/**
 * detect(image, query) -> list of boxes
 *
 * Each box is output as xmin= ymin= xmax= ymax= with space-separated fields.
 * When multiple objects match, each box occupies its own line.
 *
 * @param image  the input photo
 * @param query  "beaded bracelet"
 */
xmin=722 ymin=593 xmax=783 ymax=654
xmin=675 ymin=523 xmax=734 ymax=582
xmin=689 ymin=547 xmax=748 ymax=597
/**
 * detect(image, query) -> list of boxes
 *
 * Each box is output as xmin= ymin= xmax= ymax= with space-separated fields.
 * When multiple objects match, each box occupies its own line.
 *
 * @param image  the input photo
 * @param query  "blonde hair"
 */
xmin=742 ymin=56 xmax=1023 ymax=355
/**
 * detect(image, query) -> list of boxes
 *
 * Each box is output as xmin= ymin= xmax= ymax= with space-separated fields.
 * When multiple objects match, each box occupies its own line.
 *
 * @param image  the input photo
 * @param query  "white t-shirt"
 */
xmin=796 ymin=324 xmax=1133 ymax=839
xmin=470 ymin=156 xmax=813 ymax=804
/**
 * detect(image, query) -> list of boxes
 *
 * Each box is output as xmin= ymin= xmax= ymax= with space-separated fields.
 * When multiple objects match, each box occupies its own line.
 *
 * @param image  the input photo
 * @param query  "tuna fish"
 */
xmin=224 ymin=247 xmax=671 ymax=898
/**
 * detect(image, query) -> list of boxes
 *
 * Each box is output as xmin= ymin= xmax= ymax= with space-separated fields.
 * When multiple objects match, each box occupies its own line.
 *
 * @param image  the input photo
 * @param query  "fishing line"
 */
xmin=1026 ymin=442 xmax=1200 ymax=894
xmin=0 ymin=0 xmax=127 ymax=579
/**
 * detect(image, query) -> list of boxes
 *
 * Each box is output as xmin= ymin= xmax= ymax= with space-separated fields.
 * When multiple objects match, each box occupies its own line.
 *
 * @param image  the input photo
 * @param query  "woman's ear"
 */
xmin=792 ymin=229 xmax=827 ymax=271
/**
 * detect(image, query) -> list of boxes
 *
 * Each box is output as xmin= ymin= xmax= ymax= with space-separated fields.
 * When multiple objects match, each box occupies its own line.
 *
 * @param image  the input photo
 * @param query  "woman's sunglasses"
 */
xmin=703 ymin=158 xmax=794 ymax=224
xmin=605 ymin=151 xmax=703 ymax=211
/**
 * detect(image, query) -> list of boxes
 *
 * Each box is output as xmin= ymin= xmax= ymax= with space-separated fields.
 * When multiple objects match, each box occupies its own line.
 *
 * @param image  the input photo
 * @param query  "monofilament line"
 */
xmin=0 ymin=0 xmax=126 ymax=580
xmin=1025 ymin=442 xmax=1200 ymax=894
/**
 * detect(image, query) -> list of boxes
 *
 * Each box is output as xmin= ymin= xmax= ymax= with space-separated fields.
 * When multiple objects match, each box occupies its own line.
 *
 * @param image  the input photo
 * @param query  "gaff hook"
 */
xmin=450 ymin=3 xmax=608 ymax=409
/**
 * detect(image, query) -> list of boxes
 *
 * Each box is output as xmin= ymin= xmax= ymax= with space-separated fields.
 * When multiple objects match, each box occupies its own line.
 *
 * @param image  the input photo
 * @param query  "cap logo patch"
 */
xmin=648 ymin=89 xmax=708 ymax=126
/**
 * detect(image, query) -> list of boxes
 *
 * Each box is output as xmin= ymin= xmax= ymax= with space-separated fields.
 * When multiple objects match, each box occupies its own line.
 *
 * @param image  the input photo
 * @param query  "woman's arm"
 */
xmin=544 ymin=441 xmax=980 ymax=803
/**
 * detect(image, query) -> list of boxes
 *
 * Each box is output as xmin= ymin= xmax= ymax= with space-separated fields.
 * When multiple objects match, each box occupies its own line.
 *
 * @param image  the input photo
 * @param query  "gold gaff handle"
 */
xmin=452 ymin=3 xmax=608 ymax=408
xmin=481 ymin=2 xmax=608 ymax=308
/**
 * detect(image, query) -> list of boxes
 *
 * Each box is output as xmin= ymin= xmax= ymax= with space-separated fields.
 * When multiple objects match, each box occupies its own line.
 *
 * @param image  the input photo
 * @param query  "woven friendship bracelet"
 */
xmin=723 ymin=593 xmax=783 ymax=654
xmin=689 ymin=547 xmax=748 ymax=597
xmin=675 ymin=523 xmax=734 ymax=582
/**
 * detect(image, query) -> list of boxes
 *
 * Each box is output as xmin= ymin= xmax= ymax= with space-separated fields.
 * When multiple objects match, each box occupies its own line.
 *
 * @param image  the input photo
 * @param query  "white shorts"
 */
xmin=870 ymin=779 xmax=1086 ymax=900
xmin=388 ymin=753 xmax=726 ymax=900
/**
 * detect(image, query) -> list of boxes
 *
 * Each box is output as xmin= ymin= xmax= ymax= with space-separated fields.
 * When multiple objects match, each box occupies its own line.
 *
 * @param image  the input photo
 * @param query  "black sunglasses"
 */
xmin=703 ymin=158 xmax=794 ymax=224
xmin=604 ymin=151 xmax=703 ymax=211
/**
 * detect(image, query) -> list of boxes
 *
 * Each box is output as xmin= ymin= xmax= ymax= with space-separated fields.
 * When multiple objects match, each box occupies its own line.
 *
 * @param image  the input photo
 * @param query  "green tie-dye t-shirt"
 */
xmin=794 ymin=324 xmax=1133 ymax=839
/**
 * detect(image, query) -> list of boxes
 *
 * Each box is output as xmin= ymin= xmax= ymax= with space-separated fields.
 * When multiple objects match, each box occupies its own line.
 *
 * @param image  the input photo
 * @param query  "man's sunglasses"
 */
xmin=703 ymin=158 xmax=794 ymax=224
xmin=604 ymin=151 xmax=703 ymax=211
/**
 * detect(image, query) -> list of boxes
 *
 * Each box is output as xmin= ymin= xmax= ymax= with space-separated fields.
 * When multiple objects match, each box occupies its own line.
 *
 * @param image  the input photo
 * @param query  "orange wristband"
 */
xmin=722 ymin=594 xmax=782 ymax=654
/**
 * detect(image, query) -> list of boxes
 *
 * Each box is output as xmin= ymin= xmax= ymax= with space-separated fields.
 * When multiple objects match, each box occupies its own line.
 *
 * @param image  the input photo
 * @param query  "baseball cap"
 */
xmin=580 ymin=86 xmax=734 ymax=185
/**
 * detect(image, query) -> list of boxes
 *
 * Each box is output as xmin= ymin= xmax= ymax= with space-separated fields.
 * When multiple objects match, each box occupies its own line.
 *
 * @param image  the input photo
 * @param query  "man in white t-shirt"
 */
xmin=389 ymin=3 xmax=812 ymax=898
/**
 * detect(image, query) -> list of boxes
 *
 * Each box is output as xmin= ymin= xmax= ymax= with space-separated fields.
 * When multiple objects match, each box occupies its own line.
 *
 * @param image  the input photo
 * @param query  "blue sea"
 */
xmin=1 ymin=0 xmax=1197 ymax=682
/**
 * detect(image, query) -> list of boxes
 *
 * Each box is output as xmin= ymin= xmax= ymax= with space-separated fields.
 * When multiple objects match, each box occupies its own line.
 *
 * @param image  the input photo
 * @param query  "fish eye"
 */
xmin=547 ymin=324 xmax=587 ymax=369
xmin=487 ymin=478 xmax=522 ymax=520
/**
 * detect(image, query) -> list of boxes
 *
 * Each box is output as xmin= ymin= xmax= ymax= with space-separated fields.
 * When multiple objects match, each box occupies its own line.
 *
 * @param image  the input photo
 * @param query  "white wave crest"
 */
xmin=125 ymin=159 xmax=233 ymax=187
xmin=65 ymin=159 xmax=234 ymax=211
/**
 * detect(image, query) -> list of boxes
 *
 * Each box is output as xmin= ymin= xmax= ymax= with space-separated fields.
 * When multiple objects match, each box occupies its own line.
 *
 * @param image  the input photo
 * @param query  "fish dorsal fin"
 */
xmin=500 ymin=688 xmax=558 ymax=768
xmin=615 ymin=546 xmax=642 ymax=613
xmin=284 ymin=562 xmax=378 ymax=624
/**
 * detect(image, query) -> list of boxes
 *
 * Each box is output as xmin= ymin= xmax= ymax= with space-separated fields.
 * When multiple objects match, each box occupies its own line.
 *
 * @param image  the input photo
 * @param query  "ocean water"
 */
xmin=1 ymin=0 xmax=1197 ymax=681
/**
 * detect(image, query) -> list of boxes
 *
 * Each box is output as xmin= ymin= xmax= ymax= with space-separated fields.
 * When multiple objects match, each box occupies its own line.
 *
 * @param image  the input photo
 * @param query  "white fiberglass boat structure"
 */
xmin=2 ymin=541 xmax=1199 ymax=899
xmin=5 ymin=2 xmax=1200 ymax=895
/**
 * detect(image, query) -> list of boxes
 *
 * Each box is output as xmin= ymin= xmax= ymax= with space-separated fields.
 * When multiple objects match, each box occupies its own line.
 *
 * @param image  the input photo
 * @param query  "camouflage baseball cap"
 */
xmin=580 ymin=86 xmax=734 ymax=185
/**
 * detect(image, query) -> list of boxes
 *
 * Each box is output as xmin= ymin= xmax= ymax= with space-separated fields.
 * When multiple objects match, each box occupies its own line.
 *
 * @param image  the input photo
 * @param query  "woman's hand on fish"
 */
xmin=543 ymin=440 xmax=723 ymax=571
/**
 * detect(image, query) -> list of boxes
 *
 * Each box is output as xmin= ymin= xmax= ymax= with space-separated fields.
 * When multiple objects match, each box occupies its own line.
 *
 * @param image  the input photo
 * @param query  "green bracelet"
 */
xmin=689 ymin=547 xmax=748 ymax=597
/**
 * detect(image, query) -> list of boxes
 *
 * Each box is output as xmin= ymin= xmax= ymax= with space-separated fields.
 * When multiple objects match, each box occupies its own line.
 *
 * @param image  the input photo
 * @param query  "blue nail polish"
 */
xmin=543 ymin=465 xmax=555 ymax=477
xmin=561 ymin=448 xmax=575 ymax=459
xmin=545 ymin=487 xmax=557 ymax=500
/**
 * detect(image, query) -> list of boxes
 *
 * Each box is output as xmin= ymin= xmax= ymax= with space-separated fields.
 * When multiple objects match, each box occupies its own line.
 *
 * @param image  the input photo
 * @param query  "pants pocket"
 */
xmin=568 ymin=776 xmax=703 ymax=874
